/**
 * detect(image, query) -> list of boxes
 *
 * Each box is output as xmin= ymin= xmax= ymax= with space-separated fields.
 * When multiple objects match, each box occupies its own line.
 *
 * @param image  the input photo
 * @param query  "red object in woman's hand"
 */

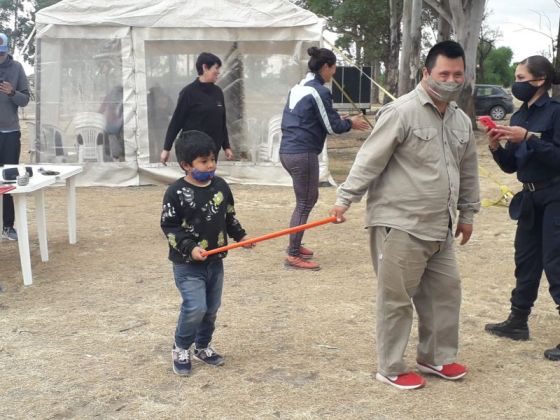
xmin=479 ymin=116 xmax=497 ymax=129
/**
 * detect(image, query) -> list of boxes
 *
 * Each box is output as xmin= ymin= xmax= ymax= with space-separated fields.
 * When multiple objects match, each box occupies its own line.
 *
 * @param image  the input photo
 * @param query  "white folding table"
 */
xmin=1 ymin=165 xmax=83 ymax=286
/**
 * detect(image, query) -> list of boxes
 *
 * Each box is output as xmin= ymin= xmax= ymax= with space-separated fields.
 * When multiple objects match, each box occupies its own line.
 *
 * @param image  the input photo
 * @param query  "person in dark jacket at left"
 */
xmin=161 ymin=52 xmax=233 ymax=165
xmin=279 ymin=46 xmax=369 ymax=270
xmin=0 ymin=32 xmax=30 ymax=241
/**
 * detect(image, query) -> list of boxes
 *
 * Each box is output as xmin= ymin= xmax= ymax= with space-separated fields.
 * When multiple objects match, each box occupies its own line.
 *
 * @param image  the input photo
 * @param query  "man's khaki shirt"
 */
xmin=336 ymin=83 xmax=480 ymax=241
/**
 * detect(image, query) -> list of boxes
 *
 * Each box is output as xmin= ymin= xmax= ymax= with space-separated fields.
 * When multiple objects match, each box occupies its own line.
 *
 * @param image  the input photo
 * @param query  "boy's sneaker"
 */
xmin=172 ymin=344 xmax=192 ymax=376
xmin=375 ymin=372 xmax=426 ymax=390
xmin=2 ymin=227 xmax=17 ymax=241
xmin=193 ymin=346 xmax=224 ymax=366
xmin=284 ymin=255 xmax=320 ymax=271
xmin=416 ymin=361 xmax=467 ymax=380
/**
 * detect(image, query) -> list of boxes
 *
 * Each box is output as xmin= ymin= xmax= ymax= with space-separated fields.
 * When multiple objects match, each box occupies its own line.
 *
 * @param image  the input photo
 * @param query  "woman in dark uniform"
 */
xmin=484 ymin=55 xmax=560 ymax=361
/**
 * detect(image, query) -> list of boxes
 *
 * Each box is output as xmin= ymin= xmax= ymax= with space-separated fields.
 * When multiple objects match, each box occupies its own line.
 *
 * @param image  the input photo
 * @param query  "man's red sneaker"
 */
xmin=375 ymin=372 xmax=426 ymax=390
xmin=416 ymin=362 xmax=467 ymax=380
xmin=284 ymin=256 xmax=320 ymax=270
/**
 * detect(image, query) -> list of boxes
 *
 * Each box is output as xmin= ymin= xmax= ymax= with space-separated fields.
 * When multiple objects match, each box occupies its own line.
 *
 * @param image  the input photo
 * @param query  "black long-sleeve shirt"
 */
xmin=161 ymin=176 xmax=246 ymax=264
xmin=492 ymin=94 xmax=560 ymax=183
xmin=163 ymin=78 xmax=230 ymax=153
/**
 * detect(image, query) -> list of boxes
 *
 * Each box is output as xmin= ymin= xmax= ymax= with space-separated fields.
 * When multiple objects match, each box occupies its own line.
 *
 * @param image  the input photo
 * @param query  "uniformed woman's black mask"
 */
xmin=511 ymin=81 xmax=540 ymax=102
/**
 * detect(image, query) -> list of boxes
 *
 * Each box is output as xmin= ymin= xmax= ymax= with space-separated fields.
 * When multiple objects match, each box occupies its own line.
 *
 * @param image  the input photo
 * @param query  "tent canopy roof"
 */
xmin=36 ymin=0 xmax=321 ymax=28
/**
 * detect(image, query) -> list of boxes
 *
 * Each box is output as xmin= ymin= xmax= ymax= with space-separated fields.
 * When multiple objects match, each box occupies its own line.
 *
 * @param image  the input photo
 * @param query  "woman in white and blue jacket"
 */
xmin=279 ymin=47 xmax=369 ymax=270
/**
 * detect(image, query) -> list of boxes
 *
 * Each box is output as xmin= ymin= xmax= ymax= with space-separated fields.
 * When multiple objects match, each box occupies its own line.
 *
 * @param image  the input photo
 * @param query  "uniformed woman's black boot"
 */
xmin=544 ymin=344 xmax=560 ymax=361
xmin=484 ymin=306 xmax=530 ymax=340
xmin=544 ymin=306 xmax=560 ymax=361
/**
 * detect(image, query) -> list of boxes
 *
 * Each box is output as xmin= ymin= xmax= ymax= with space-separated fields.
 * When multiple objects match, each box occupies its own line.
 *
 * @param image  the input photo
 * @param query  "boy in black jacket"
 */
xmin=161 ymin=130 xmax=252 ymax=376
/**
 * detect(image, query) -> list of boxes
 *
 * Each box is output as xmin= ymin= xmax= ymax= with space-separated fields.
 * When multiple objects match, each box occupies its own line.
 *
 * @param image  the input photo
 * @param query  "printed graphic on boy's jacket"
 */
xmin=177 ymin=187 xmax=196 ymax=208
xmin=161 ymin=203 xmax=175 ymax=221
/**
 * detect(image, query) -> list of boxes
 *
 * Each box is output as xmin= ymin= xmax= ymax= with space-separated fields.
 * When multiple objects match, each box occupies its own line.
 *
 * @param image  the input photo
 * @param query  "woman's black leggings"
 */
xmin=280 ymin=152 xmax=319 ymax=256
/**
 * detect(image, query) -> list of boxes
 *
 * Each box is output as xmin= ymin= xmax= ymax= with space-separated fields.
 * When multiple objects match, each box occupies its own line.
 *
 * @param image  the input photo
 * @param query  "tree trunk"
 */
xmin=448 ymin=0 xmax=485 ymax=123
xmin=12 ymin=0 xmax=21 ymax=51
xmin=386 ymin=0 xmax=402 ymax=101
xmin=398 ymin=0 xmax=412 ymax=96
xmin=437 ymin=0 xmax=452 ymax=41
xmin=372 ymin=61 xmax=381 ymax=104
xmin=409 ymin=0 xmax=422 ymax=87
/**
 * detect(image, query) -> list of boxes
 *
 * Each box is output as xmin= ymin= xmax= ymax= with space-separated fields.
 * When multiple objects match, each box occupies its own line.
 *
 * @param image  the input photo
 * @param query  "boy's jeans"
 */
xmin=173 ymin=260 xmax=224 ymax=350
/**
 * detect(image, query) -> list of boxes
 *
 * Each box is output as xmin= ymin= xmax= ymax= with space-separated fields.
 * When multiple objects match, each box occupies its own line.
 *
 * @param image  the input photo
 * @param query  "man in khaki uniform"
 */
xmin=330 ymin=41 xmax=480 ymax=390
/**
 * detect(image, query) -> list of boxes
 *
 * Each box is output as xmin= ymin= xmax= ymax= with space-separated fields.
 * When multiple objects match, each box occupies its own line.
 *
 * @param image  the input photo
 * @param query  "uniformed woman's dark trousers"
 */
xmin=511 ymin=184 xmax=560 ymax=310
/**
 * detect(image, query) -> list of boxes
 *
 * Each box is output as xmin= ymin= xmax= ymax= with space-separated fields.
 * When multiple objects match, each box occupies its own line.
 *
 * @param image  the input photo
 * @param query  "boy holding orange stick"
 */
xmin=161 ymin=130 xmax=253 ymax=376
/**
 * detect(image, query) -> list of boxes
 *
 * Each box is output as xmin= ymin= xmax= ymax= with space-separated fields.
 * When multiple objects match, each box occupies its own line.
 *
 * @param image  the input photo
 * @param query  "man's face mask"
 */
xmin=425 ymin=75 xmax=464 ymax=103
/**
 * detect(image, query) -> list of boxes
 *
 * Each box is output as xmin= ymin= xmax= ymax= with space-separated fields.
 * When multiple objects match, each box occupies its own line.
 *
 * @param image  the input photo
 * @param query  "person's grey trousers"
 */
xmin=369 ymin=226 xmax=461 ymax=377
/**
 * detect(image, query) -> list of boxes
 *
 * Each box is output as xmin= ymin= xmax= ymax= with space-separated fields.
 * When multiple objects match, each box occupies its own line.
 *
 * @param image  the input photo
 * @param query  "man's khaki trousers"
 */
xmin=369 ymin=226 xmax=461 ymax=377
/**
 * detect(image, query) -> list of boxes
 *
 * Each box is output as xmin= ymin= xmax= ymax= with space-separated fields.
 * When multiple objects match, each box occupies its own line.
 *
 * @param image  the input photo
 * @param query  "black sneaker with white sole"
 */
xmin=172 ymin=344 xmax=192 ymax=376
xmin=2 ymin=226 xmax=17 ymax=241
xmin=193 ymin=346 xmax=224 ymax=366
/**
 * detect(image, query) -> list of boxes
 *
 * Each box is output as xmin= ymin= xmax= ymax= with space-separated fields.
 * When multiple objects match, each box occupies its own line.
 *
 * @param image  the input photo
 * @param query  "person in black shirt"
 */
xmin=484 ymin=55 xmax=560 ymax=361
xmin=160 ymin=53 xmax=233 ymax=165
xmin=161 ymin=130 xmax=252 ymax=376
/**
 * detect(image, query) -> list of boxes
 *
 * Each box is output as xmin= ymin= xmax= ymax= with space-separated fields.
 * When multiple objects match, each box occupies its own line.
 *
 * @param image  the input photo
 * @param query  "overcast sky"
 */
xmin=485 ymin=0 xmax=559 ymax=61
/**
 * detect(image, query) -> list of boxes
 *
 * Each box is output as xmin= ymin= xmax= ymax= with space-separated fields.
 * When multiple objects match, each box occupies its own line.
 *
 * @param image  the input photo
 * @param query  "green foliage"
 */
xmin=479 ymin=47 xmax=514 ymax=87
xmin=36 ymin=0 xmax=60 ymax=8
xmin=305 ymin=0 xmax=390 ymax=65
xmin=0 ymin=0 xmax=61 ymax=65
xmin=0 ymin=0 xmax=35 ymax=62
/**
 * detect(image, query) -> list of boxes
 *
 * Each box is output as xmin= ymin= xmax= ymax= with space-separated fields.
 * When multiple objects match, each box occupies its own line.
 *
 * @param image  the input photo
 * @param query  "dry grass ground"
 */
xmin=1 ymin=123 xmax=559 ymax=419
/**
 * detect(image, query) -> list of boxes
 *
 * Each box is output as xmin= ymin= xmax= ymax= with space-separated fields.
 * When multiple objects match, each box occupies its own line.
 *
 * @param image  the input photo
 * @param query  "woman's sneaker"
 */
xmin=298 ymin=245 xmax=314 ymax=259
xmin=286 ymin=245 xmax=314 ymax=259
xmin=193 ymin=346 xmax=224 ymax=366
xmin=416 ymin=361 xmax=467 ymax=380
xmin=375 ymin=372 xmax=426 ymax=390
xmin=172 ymin=344 xmax=192 ymax=376
xmin=284 ymin=255 xmax=320 ymax=270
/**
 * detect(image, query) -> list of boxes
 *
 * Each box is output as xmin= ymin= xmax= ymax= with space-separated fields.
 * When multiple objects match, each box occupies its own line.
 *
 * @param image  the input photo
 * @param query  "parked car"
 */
xmin=474 ymin=84 xmax=514 ymax=120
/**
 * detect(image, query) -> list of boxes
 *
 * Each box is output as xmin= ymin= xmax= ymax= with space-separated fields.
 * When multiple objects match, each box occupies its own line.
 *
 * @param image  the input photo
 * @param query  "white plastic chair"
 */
xmin=258 ymin=114 xmax=282 ymax=163
xmin=73 ymin=112 xmax=105 ymax=163
xmin=40 ymin=123 xmax=66 ymax=162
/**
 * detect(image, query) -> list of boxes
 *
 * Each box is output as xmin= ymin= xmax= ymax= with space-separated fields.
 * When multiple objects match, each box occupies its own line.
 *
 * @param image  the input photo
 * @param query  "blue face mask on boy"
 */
xmin=191 ymin=168 xmax=215 ymax=182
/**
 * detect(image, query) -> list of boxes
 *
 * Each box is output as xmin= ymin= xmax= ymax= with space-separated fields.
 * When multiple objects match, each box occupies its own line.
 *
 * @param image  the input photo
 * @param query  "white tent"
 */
xmin=34 ymin=0 xmax=330 ymax=186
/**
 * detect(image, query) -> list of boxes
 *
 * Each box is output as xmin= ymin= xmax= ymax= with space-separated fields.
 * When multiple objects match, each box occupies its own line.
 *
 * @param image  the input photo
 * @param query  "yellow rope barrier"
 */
xmin=478 ymin=165 xmax=515 ymax=207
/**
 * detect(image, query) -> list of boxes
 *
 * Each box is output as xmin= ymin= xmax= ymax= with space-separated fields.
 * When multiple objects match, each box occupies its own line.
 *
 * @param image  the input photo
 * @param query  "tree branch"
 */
xmin=424 ymin=0 xmax=453 ymax=24
xmin=447 ymin=0 xmax=465 ymax=25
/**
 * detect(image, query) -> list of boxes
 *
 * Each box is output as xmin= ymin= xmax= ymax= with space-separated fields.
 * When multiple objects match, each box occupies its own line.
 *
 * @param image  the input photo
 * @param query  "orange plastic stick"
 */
xmin=201 ymin=216 xmax=337 ymax=257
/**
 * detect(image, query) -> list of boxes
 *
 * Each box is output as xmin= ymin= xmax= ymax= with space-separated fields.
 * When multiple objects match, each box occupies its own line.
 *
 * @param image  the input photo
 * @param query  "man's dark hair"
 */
xmin=175 ymin=130 xmax=216 ymax=167
xmin=424 ymin=40 xmax=465 ymax=72
xmin=196 ymin=52 xmax=222 ymax=75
